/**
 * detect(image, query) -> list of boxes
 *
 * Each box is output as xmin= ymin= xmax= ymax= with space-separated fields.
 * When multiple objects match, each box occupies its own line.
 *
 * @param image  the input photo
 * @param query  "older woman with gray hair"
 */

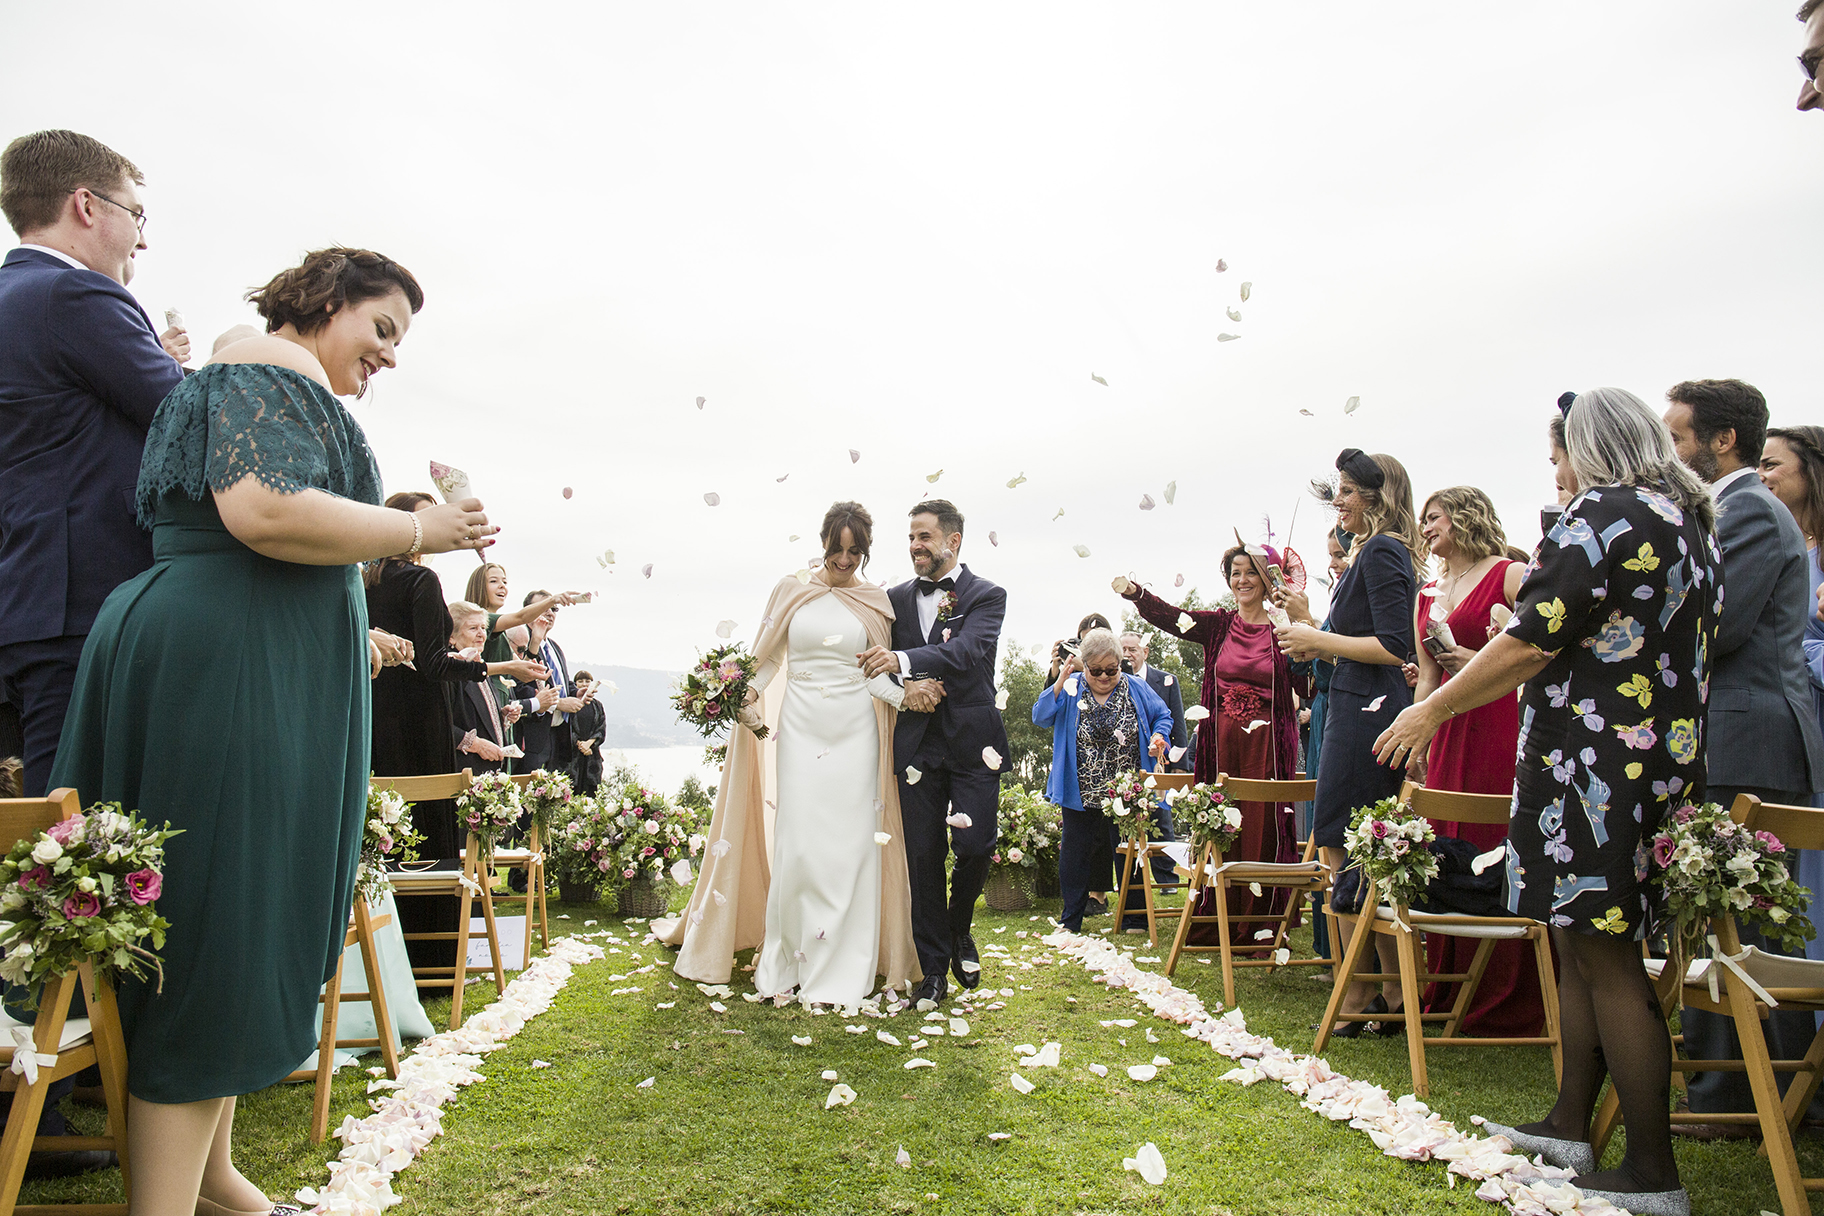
xmin=1374 ymin=387 xmax=1720 ymax=1216
xmin=1032 ymin=628 xmax=1174 ymax=931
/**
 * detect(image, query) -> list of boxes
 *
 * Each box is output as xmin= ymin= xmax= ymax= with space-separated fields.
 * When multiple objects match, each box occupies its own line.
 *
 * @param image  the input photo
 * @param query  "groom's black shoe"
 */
xmin=951 ymin=934 xmax=981 ymax=989
xmin=914 ymin=972 xmax=948 ymax=1009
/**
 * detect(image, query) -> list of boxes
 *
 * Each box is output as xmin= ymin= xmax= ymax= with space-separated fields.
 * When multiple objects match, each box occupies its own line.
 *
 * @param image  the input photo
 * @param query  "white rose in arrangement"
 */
xmin=30 ymin=839 xmax=61 ymax=865
xmin=1726 ymin=886 xmax=1753 ymax=911
xmin=1770 ymin=906 xmax=1792 ymax=923
xmin=76 ymin=877 xmax=97 ymax=894
xmin=1007 ymin=848 xmax=1024 ymax=864
xmin=644 ymin=820 xmax=661 ymax=834
xmin=1224 ymin=807 xmax=1243 ymax=829
xmin=1725 ymin=851 xmax=1758 ymax=878
xmin=0 ymin=892 xmax=24 ymax=912
xmin=369 ymin=818 xmax=386 ymax=834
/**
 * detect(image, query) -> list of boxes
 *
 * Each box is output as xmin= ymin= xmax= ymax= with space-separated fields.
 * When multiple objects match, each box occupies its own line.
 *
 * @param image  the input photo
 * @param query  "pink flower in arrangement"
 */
xmin=642 ymin=846 xmax=656 ymax=857
xmin=706 ymin=702 xmax=721 ymax=717
xmin=1673 ymin=804 xmax=1697 ymax=824
xmin=63 ymin=892 xmax=101 ymax=919
xmin=18 ymin=866 xmax=49 ymax=891
xmin=47 ymin=816 xmax=85 ymax=845
xmin=597 ymin=857 xmax=612 ymax=872
xmin=1651 ymin=834 xmax=1677 ymax=868
xmin=1370 ymin=821 xmax=1389 ymax=839
xmin=125 ymin=869 xmax=162 ymax=905
xmin=1753 ymin=894 xmax=1774 ymax=910
xmin=623 ymin=868 xmax=636 ymax=879
xmin=1755 ymin=830 xmax=1785 ymax=854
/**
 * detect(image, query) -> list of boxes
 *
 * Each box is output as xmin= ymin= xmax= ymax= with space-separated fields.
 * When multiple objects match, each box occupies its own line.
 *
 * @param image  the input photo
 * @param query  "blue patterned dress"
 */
xmin=1503 ymin=483 xmax=1721 ymax=938
xmin=50 ymin=363 xmax=378 ymax=1102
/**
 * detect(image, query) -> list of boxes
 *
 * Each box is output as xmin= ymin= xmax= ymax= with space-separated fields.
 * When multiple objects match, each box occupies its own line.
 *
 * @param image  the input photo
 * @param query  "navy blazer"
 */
xmin=886 ymin=564 xmax=1010 ymax=770
xmin=0 ymin=248 xmax=183 ymax=647
xmin=1325 ymin=533 xmax=1416 ymax=704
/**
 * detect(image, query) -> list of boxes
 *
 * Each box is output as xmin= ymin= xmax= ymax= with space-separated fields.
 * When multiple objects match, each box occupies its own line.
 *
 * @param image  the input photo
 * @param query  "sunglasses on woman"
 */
xmin=1084 ymin=665 xmax=1120 ymax=677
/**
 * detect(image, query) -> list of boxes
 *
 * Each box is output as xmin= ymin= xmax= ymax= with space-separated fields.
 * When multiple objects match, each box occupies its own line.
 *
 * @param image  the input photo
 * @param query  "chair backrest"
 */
xmin=372 ymin=770 xmax=473 ymax=801
xmin=1149 ymin=773 xmax=1195 ymax=793
xmin=0 ymin=788 xmax=83 ymax=853
xmin=508 ymin=773 xmax=536 ymax=789
xmin=1740 ymin=795 xmax=1824 ymax=851
xmin=1218 ymin=772 xmax=1318 ymax=805
xmin=1399 ymin=779 xmax=1510 ymax=826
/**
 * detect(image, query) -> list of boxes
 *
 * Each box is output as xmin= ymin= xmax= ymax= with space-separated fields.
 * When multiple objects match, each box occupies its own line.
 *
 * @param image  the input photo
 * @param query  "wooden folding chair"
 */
xmin=487 ymin=774 xmax=550 ymax=971
xmin=0 ymin=788 xmax=130 ymax=1216
xmin=376 ymin=772 xmax=505 ymax=1030
xmin=1313 ymin=780 xmax=1561 ymax=1098
xmin=1113 ymin=773 xmax=1195 ymax=946
xmin=280 ymin=891 xmax=399 ymax=1143
xmin=1162 ymin=774 xmax=1330 ymax=1008
xmin=1589 ymin=794 xmax=1824 ymax=1216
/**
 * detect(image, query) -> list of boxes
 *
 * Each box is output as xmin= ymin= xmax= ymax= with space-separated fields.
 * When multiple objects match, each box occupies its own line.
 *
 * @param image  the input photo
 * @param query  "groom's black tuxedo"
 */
xmin=886 ymin=563 xmax=1008 ymax=981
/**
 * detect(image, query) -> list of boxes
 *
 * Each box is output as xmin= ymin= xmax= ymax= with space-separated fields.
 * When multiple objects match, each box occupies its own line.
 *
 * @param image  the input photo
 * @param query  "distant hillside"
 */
xmin=570 ymin=663 xmax=702 ymax=748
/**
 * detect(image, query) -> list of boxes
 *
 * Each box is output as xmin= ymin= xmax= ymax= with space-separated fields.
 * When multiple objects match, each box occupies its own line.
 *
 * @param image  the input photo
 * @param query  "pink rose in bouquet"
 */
xmin=62 ymin=892 xmax=102 ymax=919
xmin=18 ymin=866 xmax=49 ymax=891
xmin=125 ymin=869 xmax=163 ymax=905
xmin=47 ymin=816 xmax=85 ymax=845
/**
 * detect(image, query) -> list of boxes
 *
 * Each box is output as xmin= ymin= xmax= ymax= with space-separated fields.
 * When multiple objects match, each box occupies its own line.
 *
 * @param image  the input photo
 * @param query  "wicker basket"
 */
xmin=984 ymin=866 xmax=1034 ymax=912
xmin=617 ymin=873 xmax=670 ymax=918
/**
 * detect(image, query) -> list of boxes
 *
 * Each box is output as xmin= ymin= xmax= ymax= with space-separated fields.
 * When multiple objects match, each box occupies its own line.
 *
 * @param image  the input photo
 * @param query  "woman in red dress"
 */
xmin=1116 ymin=543 xmax=1300 ymax=939
xmin=1411 ymin=485 xmax=1542 ymax=1036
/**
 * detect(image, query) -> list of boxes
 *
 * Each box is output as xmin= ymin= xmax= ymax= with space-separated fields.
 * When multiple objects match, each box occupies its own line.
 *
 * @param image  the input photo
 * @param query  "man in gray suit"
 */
xmin=1664 ymin=378 xmax=1824 ymax=1123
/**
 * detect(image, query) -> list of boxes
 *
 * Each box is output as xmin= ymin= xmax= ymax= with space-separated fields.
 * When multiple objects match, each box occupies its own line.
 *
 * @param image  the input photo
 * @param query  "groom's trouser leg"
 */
xmin=944 ymin=761 xmax=999 ymax=947
xmin=900 ymin=762 xmax=956 ymax=978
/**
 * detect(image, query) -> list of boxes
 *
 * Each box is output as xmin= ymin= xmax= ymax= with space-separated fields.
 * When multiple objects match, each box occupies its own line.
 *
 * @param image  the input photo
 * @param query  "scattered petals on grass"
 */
xmin=1009 ymin=1073 xmax=1035 ymax=1095
xmin=903 ymin=1058 xmax=935 ymax=1070
xmin=791 ymin=1035 xmax=813 ymax=1046
xmin=1124 ymin=1141 xmax=1168 ymax=1185
xmin=1126 ymin=1064 xmax=1159 ymax=1082
xmin=824 ymin=1083 xmax=857 ymax=1109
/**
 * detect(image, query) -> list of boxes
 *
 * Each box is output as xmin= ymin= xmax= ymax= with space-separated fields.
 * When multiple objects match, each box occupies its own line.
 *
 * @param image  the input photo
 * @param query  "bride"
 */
xmin=656 ymin=502 xmax=922 ymax=1004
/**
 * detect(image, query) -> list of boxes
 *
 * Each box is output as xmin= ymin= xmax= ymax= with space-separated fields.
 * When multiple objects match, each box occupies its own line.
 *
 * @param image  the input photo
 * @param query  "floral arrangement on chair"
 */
xmin=1342 ymin=797 xmax=1439 ymax=925
xmin=606 ymin=779 xmax=704 ymax=884
xmin=455 ymin=771 xmax=523 ymax=857
xmin=672 ymin=643 xmax=768 ymax=740
xmin=0 ymin=804 xmax=181 ymax=1005
xmin=547 ymin=794 xmax=627 ymax=897
xmin=1652 ymin=801 xmax=1814 ymax=984
xmin=1105 ymin=770 xmax=1167 ymax=844
xmin=356 ymin=784 xmax=422 ymax=903
xmin=1168 ymin=782 xmax=1243 ymax=858
xmin=518 ymin=769 xmax=574 ymax=840
xmin=992 ymin=785 xmax=1062 ymax=872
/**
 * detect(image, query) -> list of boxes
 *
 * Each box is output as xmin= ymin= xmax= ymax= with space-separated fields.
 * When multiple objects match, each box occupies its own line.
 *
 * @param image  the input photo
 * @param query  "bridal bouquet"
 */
xmin=1343 ymin=797 xmax=1438 ymax=917
xmin=356 ymin=784 xmax=422 ymax=903
xmin=455 ymin=771 xmax=523 ymax=857
xmin=993 ymin=786 xmax=1062 ymax=871
xmin=606 ymin=779 xmax=703 ymax=883
xmin=1652 ymin=801 xmax=1813 ymax=983
xmin=672 ymin=643 xmax=769 ymax=740
xmin=548 ymin=794 xmax=627 ymax=896
xmin=0 ymin=804 xmax=181 ymax=1006
xmin=1105 ymin=770 xmax=1165 ymax=844
xmin=1168 ymin=782 xmax=1243 ymax=857
xmin=519 ymin=769 xmax=574 ymax=840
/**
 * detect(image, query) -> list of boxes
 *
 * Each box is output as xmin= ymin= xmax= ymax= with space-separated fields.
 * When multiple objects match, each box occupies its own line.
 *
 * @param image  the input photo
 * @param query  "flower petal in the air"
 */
xmin=716 ymin=620 xmax=736 ymax=639
xmin=982 ymin=747 xmax=1003 ymax=771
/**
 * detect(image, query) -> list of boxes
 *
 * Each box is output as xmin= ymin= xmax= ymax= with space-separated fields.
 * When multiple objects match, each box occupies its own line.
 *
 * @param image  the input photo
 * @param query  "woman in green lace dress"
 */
xmin=50 ymin=249 xmax=499 ymax=1216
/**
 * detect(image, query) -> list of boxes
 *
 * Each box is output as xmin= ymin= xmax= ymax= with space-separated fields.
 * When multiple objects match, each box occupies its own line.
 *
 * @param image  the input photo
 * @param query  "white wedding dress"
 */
xmin=751 ymin=591 xmax=904 ymax=1005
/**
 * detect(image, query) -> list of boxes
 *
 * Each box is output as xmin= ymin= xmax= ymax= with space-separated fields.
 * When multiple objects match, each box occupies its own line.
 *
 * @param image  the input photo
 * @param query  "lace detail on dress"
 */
xmin=135 ymin=363 xmax=383 ymax=527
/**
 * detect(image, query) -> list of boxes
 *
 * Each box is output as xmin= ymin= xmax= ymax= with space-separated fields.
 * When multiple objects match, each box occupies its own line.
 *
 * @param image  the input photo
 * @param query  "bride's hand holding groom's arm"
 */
xmin=857 ymin=645 xmax=899 ymax=679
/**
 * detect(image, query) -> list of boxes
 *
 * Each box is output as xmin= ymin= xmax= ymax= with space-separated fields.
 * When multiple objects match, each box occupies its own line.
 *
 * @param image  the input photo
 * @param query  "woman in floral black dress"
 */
xmin=1375 ymin=387 xmax=1719 ymax=1214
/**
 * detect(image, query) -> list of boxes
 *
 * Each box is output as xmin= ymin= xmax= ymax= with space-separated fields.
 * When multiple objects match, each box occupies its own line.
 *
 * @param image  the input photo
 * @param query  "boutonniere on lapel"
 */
xmin=935 ymin=590 xmax=958 ymax=626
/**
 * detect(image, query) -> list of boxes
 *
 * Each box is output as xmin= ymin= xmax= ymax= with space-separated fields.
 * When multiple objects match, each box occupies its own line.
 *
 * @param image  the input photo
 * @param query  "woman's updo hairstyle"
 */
xmin=821 ymin=501 xmax=873 ymax=574
xmin=247 ymin=247 xmax=424 ymax=335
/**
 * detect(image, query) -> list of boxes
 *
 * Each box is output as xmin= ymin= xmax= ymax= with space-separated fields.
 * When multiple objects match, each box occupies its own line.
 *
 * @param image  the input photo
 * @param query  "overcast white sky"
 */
xmin=9 ymin=3 xmax=1822 ymax=670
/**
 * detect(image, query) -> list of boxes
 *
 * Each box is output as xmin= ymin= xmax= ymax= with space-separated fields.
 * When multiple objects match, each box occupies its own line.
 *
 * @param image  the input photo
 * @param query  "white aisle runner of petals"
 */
xmin=1042 ymin=930 xmax=1629 ymax=1216
xmin=296 ymin=934 xmax=608 ymax=1215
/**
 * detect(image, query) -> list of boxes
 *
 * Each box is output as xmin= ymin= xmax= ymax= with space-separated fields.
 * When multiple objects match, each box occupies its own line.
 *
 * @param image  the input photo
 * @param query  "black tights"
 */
xmin=1518 ymin=927 xmax=1679 ymax=1194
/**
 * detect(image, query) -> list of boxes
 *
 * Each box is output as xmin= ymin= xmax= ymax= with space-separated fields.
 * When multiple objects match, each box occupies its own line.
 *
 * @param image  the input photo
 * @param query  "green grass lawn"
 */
xmin=19 ymin=898 xmax=1815 ymax=1215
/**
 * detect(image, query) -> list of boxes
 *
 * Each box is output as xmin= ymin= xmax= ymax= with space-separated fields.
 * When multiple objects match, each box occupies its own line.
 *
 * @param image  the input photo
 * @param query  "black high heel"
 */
xmin=1332 ymin=993 xmax=1386 ymax=1039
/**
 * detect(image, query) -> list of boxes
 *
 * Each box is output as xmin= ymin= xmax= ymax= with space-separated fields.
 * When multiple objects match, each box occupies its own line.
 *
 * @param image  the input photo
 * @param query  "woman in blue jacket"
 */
xmin=1032 ymin=628 xmax=1174 ymax=931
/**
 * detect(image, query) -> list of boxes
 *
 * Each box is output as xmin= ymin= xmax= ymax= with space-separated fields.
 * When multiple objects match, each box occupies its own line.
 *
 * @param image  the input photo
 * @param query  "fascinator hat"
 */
xmin=1334 ymin=447 xmax=1385 ymax=491
xmin=1232 ymin=527 xmax=1307 ymax=595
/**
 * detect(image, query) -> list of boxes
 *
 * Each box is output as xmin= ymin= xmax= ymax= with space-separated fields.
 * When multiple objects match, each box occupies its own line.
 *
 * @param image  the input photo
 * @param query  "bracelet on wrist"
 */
xmin=406 ymin=513 xmax=424 ymax=558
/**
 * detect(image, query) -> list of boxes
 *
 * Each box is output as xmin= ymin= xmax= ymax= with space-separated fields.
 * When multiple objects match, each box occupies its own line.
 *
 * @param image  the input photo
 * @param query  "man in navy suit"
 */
xmin=1120 ymin=631 xmax=1189 ymax=770
xmin=0 ymin=131 xmax=187 ymax=797
xmin=860 ymin=500 xmax=1009 ymax=1006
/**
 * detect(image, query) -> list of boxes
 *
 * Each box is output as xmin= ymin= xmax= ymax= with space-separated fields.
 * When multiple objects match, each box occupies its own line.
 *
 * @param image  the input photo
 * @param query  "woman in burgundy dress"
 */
xmin=1116 ymin=543 xmax=1300 ymax=940
xmin=1411 ymin=486 xmax=1542 ymax=1036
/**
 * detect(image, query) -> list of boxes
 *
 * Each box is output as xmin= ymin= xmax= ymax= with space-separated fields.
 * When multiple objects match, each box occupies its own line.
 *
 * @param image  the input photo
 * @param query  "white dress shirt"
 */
xmin=1712 ymin=466 xmax=1758 ymax=496
xmin=895 ymin=566 xmax=958 ymax=676
xmin=17 ymin=243 xmax=89 ymax=271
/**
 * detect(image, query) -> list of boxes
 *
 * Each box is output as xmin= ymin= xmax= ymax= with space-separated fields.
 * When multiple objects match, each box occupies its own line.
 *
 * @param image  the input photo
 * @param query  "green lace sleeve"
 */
xmin=135 ymin=363 xmax=384 ymax=526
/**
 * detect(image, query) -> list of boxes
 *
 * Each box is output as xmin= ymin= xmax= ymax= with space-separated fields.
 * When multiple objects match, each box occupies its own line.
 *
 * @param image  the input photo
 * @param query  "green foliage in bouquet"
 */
xmin=1170 ymin=781 xmax=1242 ymax=857
xmin=672 ymin=643 xmax=768 ymax=740
xmin=993 ymin=785 xmax=1061 ymax=870
xmin=357 ymin=783 xmax=422 ymax=903
xmin=455 ymin=770 xmax=522 ymax=857
xmin=548 ymin=793 xmax=627 ymax=896
xmin=603 ymin=777 xmax=704 ymax=883
xmin=519 ymin=769 xmax=575 ymax=840
xmin=1652 ymin=801 xmax=1814 ymax=986
xmin=1343 ymin=796 xmax=1438 ymax=917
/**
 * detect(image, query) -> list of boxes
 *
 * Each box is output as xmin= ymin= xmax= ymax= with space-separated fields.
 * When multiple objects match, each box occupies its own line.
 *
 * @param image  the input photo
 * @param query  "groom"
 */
xmin=860 ymin=499 xmax=1008 ymax=1007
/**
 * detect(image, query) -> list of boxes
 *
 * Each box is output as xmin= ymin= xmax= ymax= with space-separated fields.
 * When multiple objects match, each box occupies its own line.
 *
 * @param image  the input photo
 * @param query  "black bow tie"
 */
xmin=917 ymin=577 xmax=956 ymax=597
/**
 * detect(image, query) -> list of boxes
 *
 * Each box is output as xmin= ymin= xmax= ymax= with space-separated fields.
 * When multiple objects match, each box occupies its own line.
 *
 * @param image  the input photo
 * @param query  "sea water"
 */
xmin=600 ymin=745 xmax=721 ymax=799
